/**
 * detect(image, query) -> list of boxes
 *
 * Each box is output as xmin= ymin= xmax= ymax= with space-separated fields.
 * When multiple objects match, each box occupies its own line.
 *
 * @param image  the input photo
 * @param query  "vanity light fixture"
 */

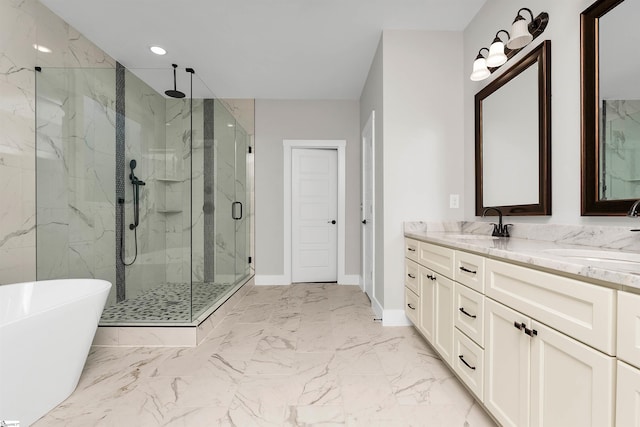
xmin=486 ymin=30 xmax=510 ymax=67
xmin=150 ymin=46 xmax=167 ymax=55
xmin=507 ymin=8 xmax=535 ymax=49
xmin=470 ymin=48 xmax=491 ymax=81
xmin=469 ymin=8 xmax=549 ymax=81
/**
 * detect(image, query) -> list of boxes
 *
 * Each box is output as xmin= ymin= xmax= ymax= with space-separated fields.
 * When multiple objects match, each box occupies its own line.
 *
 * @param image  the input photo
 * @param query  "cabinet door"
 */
xmin=530 ymin=320 xmax=615 ymax=427
xmin=616 ymin=360 xmax=640 ymax=427
xmin=434 ymin=273 xmax=454 ymax=366
xmin=484 ymin=298 xmax=531 ymax=427
xmin=418 ymin=266 xmax=435 ymax=343
xmin=618 ymin=291 xmax=640 ymax=368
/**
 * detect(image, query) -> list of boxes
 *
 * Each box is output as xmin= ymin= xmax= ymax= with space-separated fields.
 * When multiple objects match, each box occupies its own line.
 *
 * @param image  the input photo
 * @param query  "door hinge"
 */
xmin=248 ymin=256 xmax=252 ymax=264
xmin=248 ymin=146 xmax=253 ymax=154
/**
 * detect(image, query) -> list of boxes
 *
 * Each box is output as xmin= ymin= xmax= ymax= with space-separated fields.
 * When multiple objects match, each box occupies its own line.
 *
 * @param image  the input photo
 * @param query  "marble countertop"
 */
xmin=405 ymin=225 xmax=640 ymax=292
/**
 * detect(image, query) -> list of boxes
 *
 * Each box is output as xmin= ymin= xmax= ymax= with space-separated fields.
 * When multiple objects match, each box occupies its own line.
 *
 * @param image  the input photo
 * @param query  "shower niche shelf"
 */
xmin=156 ymin=177 xmax=182 ymax=183
xmin=157 ymin=209 xmax=182 ymax=214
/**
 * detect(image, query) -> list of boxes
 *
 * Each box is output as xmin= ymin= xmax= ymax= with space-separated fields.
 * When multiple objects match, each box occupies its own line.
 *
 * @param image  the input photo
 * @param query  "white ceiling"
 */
xmin=40 ymin=0 xmax=485 ymax=99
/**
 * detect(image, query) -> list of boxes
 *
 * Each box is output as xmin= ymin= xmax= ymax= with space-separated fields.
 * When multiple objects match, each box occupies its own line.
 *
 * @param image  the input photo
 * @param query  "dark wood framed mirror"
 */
xmin=581 ymin=0 xmax=640 ymax=215
xmin=475 ymin=40 xmax=551 ymax=216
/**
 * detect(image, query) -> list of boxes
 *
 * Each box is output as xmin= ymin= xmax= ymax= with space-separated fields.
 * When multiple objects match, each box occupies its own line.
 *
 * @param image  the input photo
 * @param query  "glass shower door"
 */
xmin=234 ymin=126 xmax=250 ymax=283
xmin=214 ymin=100 xmax=237 ymax=286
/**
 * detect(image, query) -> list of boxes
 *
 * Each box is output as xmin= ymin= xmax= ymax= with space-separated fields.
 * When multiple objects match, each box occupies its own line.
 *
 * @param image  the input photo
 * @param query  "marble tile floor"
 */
xmin=100 ymin=282 xmax=237 ymax=323
xmin=35 ymin=284 xmax=496 ymax=427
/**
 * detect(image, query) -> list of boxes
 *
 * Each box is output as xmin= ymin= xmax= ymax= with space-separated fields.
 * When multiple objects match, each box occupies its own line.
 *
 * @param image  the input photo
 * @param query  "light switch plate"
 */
xmin=450 ymin=194 xmax=460 ymax=209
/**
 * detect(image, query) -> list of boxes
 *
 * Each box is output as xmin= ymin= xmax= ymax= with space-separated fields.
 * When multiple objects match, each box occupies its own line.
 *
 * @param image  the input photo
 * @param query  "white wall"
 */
xmin=359 ymin=31 xmax=464 ymax=313
xmin=381 ymin=30 xmax=464 ymax=311
xmin=360 ymin=36 xmax=385 ymax=305
xmin=254 ymin=100 xmax=361 ymax=281
xmin=463 ymin=0 xmax=639 ymax=226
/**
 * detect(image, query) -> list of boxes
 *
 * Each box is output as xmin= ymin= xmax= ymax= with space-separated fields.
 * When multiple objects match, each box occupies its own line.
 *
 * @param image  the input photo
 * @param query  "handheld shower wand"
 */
xmin=129 ymin=159 xmax=146 ymax=230
xmin=120 ymin=159 xmax=145 ymax=267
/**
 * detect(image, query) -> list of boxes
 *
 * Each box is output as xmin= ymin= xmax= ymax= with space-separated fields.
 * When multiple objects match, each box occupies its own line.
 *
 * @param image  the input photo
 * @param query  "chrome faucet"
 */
xmin=482 ymin=207 xmax=512 ymax=237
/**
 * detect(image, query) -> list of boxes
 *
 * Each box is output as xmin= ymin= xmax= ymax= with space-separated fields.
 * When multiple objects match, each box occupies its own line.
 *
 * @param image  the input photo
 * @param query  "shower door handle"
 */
xmin=232 ymin=202 xmax=243 ymax=220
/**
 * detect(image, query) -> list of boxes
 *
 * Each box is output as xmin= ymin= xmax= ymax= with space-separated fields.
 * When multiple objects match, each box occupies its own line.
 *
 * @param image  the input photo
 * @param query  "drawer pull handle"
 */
xmin=514 ymin=321 xmax=522 ymax=330
xmin=408 ymin=248 xmax=416 ymax=252
xmin=459 ymin=307 xmax=477 ymax=319
xmin=427 ymin=274 xmax=436 ymax=281
xmin=458 ymin=355 xmax=476 ymax=370
xmin=524 ymin=327 xmax=538 ymax=337
xmin=459 ymin=266 xmax=477 ymax=274
xmin=407 ymin=303 xmax=416 ymax=310
xmin=407 ymin=273 xmax=416 ymax=279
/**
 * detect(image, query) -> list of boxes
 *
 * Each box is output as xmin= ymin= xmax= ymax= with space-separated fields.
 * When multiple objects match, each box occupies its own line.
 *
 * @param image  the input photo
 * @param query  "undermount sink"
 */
xmin=542 ymin=248 xmax=640 ymax=273
xmin=446 ymin=234 xmax=499 ymax=241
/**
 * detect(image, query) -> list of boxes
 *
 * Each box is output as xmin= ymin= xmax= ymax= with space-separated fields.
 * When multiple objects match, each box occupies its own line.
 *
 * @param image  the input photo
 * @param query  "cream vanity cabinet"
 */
xmin=405 ymin=238 xmax=618 ymax=427
xmin=404 ymin=239 xmax=455 ymax=366
xmin=616 ymin=291 xmax=640 ymax=426
xmin=484 ymin=298 xmax=614 ymax=427
xmin=484 ymin=258 xmax=616 ymax=427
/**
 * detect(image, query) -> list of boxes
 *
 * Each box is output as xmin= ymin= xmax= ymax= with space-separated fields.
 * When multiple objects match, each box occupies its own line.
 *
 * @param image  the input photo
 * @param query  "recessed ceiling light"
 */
xmin=33 ymin=44 xmax=52 ymax=53
xmin=150 ymin=46 xmax=167 ymax=55
xmin=227 ymin=123 xmax=235 ymax=128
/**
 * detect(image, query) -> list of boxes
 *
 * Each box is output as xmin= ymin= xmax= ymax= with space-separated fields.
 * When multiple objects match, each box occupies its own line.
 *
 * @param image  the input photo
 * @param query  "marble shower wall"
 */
xmin=164 ymin=97 xmax=202 ymax=285
xmin=36 ymin=68 xmax=117 ymax=297
xmin=0 ymin=0 xmax=114 ymax=284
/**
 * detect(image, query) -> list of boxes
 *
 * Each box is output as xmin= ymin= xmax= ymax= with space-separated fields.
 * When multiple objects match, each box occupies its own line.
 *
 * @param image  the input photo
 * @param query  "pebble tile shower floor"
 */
xmin=100 ymin=282 xmax=237 ymax=323
xmin=35 ymin=284 xmax=496 ymax=426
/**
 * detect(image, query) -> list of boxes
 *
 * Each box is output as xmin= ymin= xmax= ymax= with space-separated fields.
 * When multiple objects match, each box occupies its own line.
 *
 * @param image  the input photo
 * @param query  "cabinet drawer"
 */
xmin=453 ymin=328 xmax=484 ymax=401
xmin=618 ymin=291 xmax=640 ymax=368
xmin=419 ymin=242 xmax=454 ymax=278
xmin=485 ymin=259 xmax=616 ymax=355
xmin=454 ymin=250 xmax=485 ymax=293
xmin=616 ymin=361 xmax=640 ymax=427
xmin=454 ymin=283 xmax=484 ymax=347
xmin=405 ymin=259 xmax=420 ymax=296
xmin=405 ymin=287 xmax=419 ymax=326
xmin=405 ymin=238 xmax=419 ymax=262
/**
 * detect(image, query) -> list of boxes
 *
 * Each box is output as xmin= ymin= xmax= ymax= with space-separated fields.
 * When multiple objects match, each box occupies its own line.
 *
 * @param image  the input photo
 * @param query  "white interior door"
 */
xmin=362 ymin=111 xmax=375 ymax=299
xmin=362 ymin=111 xmax=375 ymax=301
xmin=292 ymin=148 xmax=338 ymax=282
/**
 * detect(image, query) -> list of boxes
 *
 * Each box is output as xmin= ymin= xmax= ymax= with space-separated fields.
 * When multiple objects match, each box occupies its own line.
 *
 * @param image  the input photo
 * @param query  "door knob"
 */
xmin=362 ymin=219 xmax=367 ymax=224
xmin=328 ymin=220 xmax=336 ymax=224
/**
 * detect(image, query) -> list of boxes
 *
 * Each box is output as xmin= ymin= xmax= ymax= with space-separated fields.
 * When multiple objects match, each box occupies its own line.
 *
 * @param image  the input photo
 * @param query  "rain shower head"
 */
xmin=165 ymin=64 xmax=186 ymax=99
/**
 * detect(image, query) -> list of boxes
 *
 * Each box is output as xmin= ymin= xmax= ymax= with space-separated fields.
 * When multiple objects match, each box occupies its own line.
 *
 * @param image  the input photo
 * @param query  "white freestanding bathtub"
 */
xmin=0 ymin=279 xmax=111 ymax=426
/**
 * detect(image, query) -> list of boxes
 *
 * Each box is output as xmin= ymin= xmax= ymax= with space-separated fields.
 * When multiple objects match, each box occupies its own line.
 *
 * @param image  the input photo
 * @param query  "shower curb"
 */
xmin=92 ymin=275 xmax=254 ymax=347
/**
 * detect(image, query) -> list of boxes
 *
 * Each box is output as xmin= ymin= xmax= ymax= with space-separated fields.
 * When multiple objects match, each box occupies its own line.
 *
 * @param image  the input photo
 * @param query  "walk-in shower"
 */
xmin=35 ymin=64 xmax=253 ymax=325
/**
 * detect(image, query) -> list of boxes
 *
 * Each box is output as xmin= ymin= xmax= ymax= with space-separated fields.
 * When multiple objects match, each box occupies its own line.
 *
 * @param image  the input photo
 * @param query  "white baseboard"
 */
xmin=371 ymin=296 xmax=383 ymax=318
xmin=382 ymin=309 xmax=412 ymax=326
xmin=254 ymin=275 xmax=290 ymax=286
xmin=339 ymin=274 xmax=360 ymax=286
